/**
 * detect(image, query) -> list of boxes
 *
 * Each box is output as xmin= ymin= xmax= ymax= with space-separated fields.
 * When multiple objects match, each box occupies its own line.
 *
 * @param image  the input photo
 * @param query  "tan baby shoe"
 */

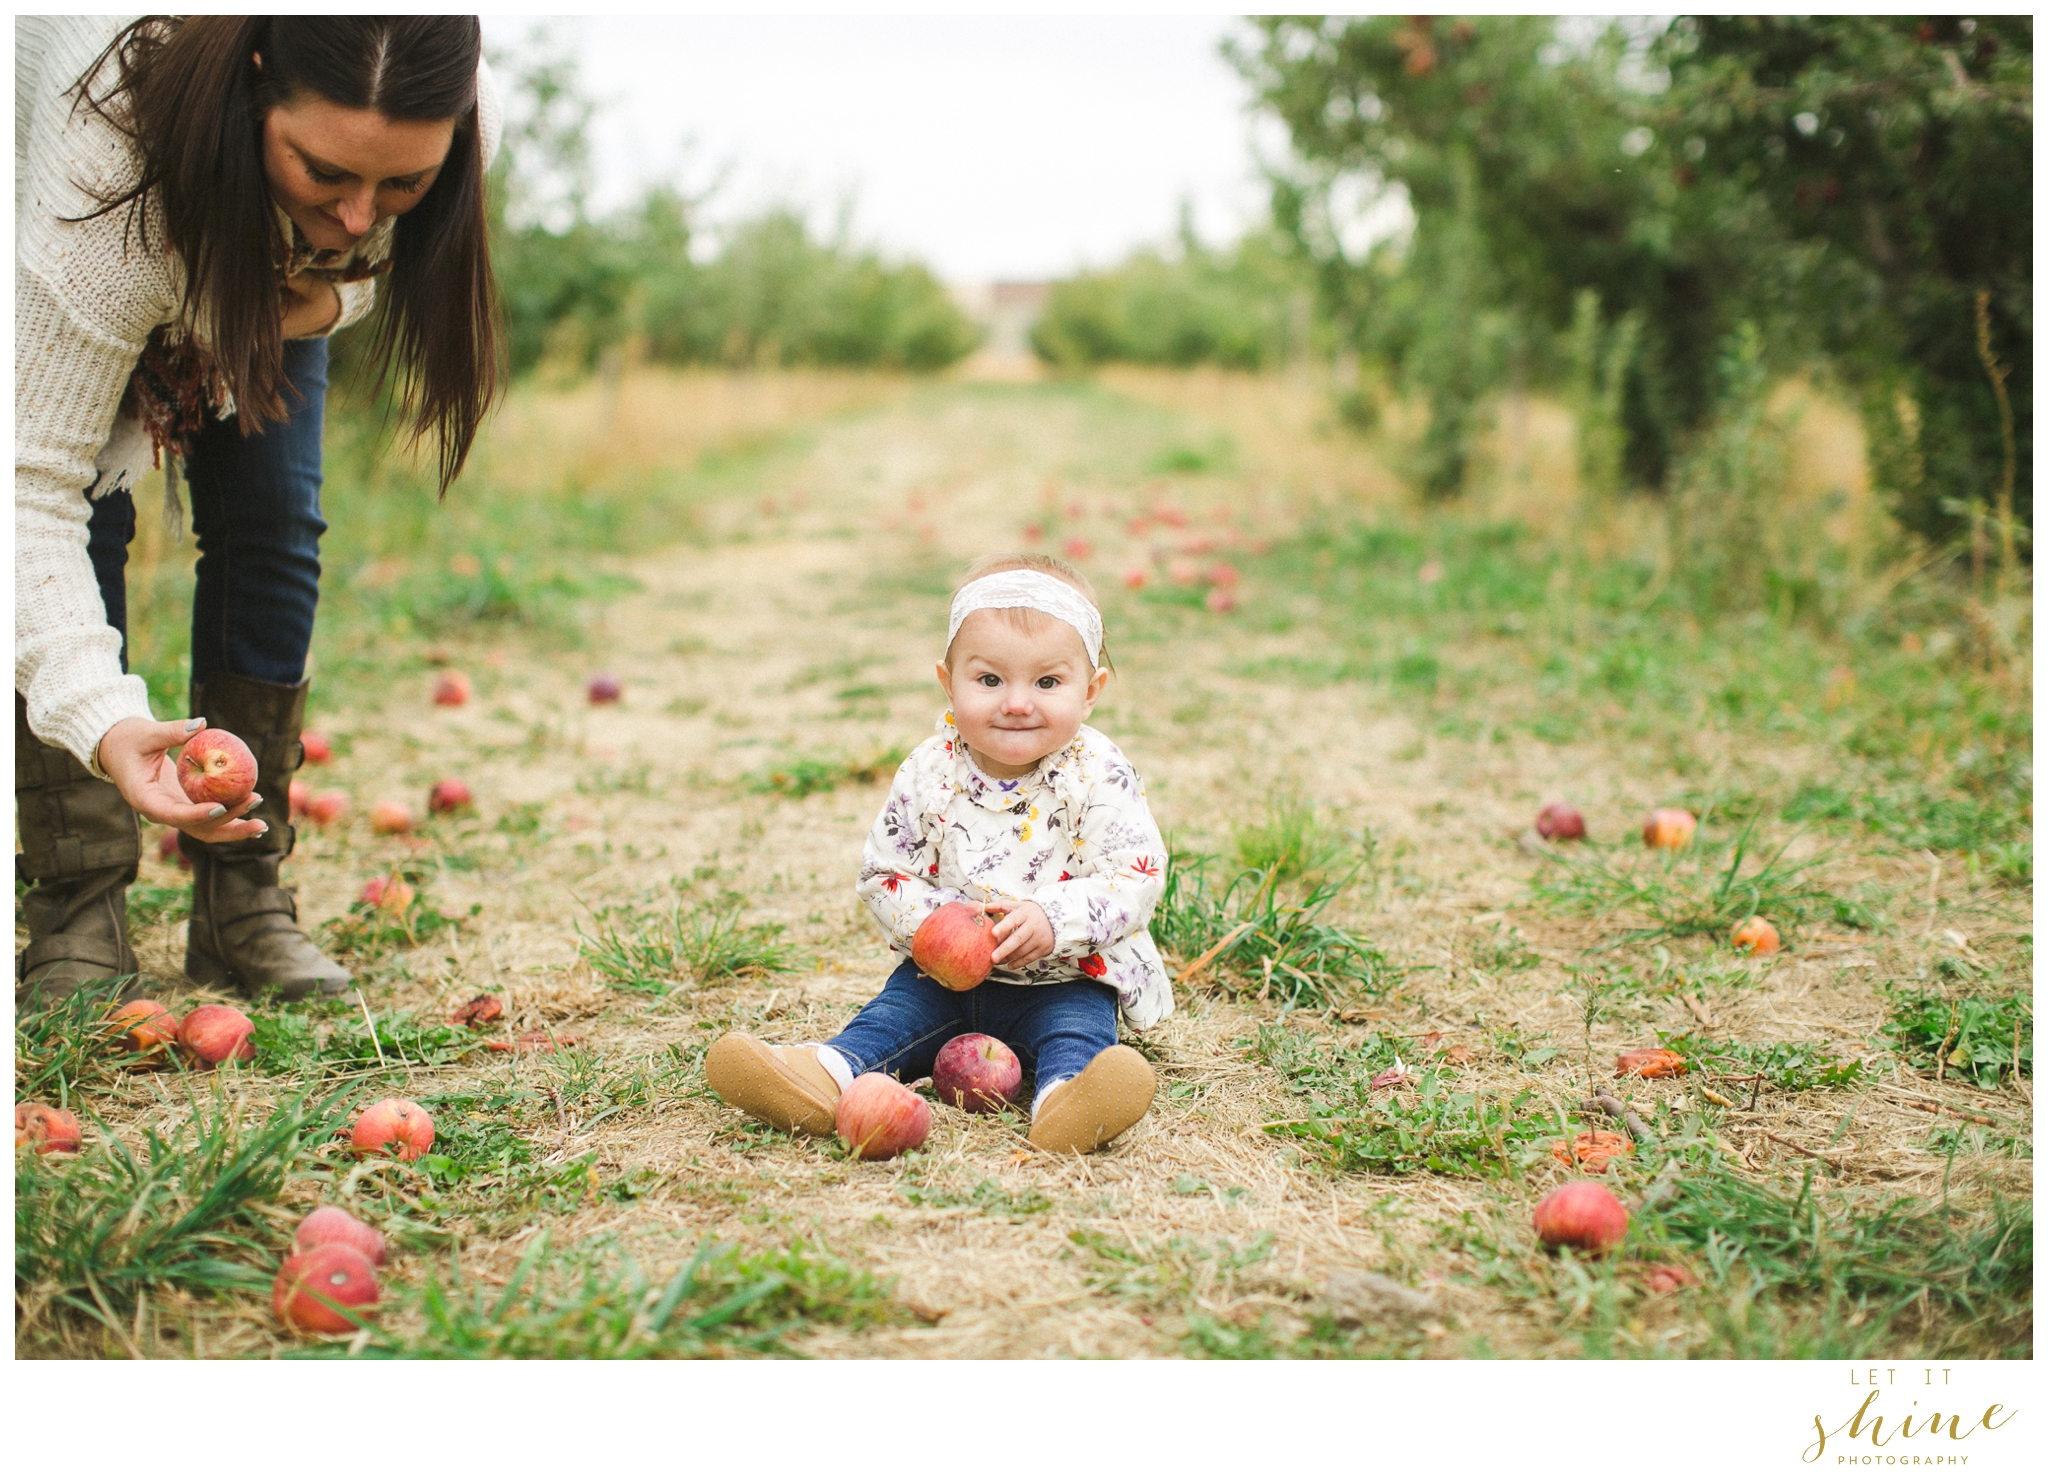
xmin=705 ymin=1033 xmax=841 ymax=1135
xmin=1027 ymin=1044 xmax=1155 ymax=1154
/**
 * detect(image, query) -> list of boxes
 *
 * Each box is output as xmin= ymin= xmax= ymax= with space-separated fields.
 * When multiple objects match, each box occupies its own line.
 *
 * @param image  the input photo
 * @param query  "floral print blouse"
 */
xmin=856 ymin=713 xmax=1174 ymax=1029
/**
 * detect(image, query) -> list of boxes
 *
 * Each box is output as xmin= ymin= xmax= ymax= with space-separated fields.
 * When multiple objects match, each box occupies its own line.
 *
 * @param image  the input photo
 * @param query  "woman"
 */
xmin=15 ymin=16 xmax=501 ymax=1005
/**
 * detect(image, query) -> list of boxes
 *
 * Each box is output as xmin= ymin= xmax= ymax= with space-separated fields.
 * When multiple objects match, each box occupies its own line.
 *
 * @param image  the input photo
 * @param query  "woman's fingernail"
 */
xmin=245 ymin=796 xmax=263 ymax=811
xmin=206 ymin=805 xmax=227 ymax=819
xmin=253 ymin=822 xmax=269 ymax=835
xmin=185 ymin=718 xmax=205 ymax=732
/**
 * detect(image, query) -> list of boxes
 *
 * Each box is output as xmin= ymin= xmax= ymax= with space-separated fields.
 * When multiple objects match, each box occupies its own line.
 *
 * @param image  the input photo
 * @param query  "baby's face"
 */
xmin=937 ymin=610 xmax=1108 ymax=779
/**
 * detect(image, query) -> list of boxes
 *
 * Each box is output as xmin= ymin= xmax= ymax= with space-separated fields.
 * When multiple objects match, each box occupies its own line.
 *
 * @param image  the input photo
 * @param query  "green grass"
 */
xmin=1882 ymin=991 xmax=2033 ymax=1086
xmin=1230 ymin=796 xmax=1354 ymax=884
xmin=1264 ymin=1077 xmax=1551 ymax=1178
xmin=1152 ymin=852 xmax=1395 ymax=1007
xmin=15 ymin=1086 xmax=349 ymax=1342
xmin=1659 ymin=1033 xmax=1867 ymax=1092
xmin=321 ymin=1232 xmax=912 ymax=1359
xmin=15 ymin=977 xmax=134 ymax=1101
xmin=1528 ymin=820 xmax=1844 ymax=944
xmin=748 ymin=746 xmax=908 ymax=798
xmin=578 ymin=891 xmax=802 ymax=994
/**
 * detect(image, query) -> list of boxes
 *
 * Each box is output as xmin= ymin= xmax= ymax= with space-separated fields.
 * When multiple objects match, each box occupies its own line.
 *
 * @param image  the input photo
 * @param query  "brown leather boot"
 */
xmin=14 ymin=693 xmax=147 ymax=1008
xmin=183 ymin=672 xmax=351 ymax=1001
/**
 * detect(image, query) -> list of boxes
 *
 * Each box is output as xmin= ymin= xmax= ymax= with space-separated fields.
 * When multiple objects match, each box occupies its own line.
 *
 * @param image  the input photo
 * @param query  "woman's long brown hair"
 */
xmin=73 ymin=16 xmax=500 ymax=491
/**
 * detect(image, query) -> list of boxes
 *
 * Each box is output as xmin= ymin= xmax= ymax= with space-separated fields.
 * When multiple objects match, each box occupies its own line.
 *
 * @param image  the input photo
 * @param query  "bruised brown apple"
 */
xmin=834 ymin=1074 xmax=931 ymax=1160
xmin=178 ymin=1004 xmax=255 ymax=1068
xmin=108 ymin=999 xmax=181 ymax=1062
xmin=15 ymin=1101 xmax=83 ymax=1154
xmin=931 ymin=1033 xmax=1021 ymax=1112
xmin=450 ymin=995 xmax=503 ymax=1028
xmin=1642 ymin=807 xmax=1697 ymax=850
xmin=911 ymin=903 xmax=996 ymax=992
xmin=273 ymin=1243 xmax=380 ymax=1335
xmin=292 ymin=1205 xmax=388 ymax=1266
xmin=587 ymin=673 xmax=623 ymax=705
xmin=1533 ymin=1180 xmax=1628 ymax=1254
xmin=177 ymin=728 xmax=257 ymax=807
xmin=1535 ymin=802 xmax=1585 ymax=841
xmin=350 ymin=1099 xmax=434 ymax=1161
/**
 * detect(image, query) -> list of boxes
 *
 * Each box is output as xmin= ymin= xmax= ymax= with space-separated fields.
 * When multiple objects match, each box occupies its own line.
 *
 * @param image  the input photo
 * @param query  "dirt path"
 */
xmin=83 ymin=376 xmax=2029 ymax=1359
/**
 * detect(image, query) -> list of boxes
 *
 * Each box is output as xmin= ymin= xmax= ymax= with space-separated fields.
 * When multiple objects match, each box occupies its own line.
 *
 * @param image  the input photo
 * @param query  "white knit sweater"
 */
xmin=13 ymin=15 xmax=501 ymax=775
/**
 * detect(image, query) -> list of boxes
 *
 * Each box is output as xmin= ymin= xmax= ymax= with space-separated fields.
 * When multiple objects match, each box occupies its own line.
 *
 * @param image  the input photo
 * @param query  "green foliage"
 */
xmin=1033 ymin=225 xmax=1316 ymax=371
xmin=1234 ymin=16 xmax=2033 ymax=536
xmin=1264 ymin=1075 xmax=1550 ymax=1177
xmin=1230 ymin=797 xmax=1354 ymax=885
xmin=749 ymin=746 xmax=908 ymax=798
xmin=1638 ymin=1167 xmax=2032 ymax=1355
xmin=483 ymin=38 xmax=976 ymax=378
xmin=896 ymin=1176 xmax=1053 ymax=1222
xmin=330 ymin=1233 xmax=910 ymax=1359
xmin=320 ymin=878 xmax=473 ymax=957
xmin=578 ymin=892 xmax=802 ymax=994
xmin=15 ymin=1088 xmax=348 ymax=1335
xmin=1153 ymin=852 xmax=1395 ymax=1006
xmin=1661 ymin=1033 xmax=1866 ymax=1092
xmin=1883 ymin=991 xmax=2033 ymax=1086
xmin=1528 ymin=820 xmax=1840 ymax=943
xmin=250 ymin=1004 xmax=481 ymax=1078
xmin=15 ymin=977 xmax=131 ymax=1100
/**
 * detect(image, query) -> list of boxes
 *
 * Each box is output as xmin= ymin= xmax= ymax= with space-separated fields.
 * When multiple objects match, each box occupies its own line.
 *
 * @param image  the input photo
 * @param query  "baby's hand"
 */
xmin=986 ymin=901 xmax=1054 ymax=968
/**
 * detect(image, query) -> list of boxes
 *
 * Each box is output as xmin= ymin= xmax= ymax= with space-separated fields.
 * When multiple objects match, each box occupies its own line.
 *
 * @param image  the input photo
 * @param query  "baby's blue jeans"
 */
xmin=826 ymin=957 xmax=1119 ymax=1096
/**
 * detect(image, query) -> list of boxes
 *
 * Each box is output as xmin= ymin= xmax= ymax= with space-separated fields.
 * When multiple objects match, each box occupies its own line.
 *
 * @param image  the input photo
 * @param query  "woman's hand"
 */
xmin=96 ymin=717 xmax=267 ymax=842
xmin=280 ymin=272 xmax=341 ymax=339
xmin=987 ymin=901 xmax=1055 ymax=969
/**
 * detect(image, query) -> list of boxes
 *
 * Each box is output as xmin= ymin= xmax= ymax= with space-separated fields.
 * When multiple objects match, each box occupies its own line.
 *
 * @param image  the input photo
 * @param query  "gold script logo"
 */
xmin=1804 ymin=1369 xmax=2018 ymax=1463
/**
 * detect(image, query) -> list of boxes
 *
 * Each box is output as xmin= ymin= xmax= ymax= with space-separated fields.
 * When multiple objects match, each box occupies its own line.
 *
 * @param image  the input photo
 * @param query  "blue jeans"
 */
xmin=827 ymin=958 xmax=1120 ymax=1096
xmin=86 ymin=338 xmax=330 ymax=686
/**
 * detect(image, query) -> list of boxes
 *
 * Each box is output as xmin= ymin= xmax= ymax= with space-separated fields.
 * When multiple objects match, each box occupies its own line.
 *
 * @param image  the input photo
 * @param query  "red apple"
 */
xmin=1205 ymin=561 xmax=1241 ymax=588
xmin=834 ymin=1074 xmax=931 ymax=1161
xmin=350 ymin=1099 xmax=434 ymax=1162
xmin=932 ymin=1033 xmax=1022 ymax=1112
xmin=273 ymin=1243 xmax=379 ymax=1335
xmin=108 ymin=999 xmax=181 ymax=1060
xmin=369 ymin=801 xmax=415 ymax=836
xmin=300 ymin=731 xmax=333 ymax=764
xmin=1121 ymin=566 xmax=1150 ymax=591
xmin=450 ymin=995 xmax=503 ymax=1028
xmin=911 ymin=903 xmax=996 ymax=992
xmin=432 ymin=670 xmax=472 ymax=707
xmin=358 ymin=875 xmax=415 ymax=913
xmin=587 ymin=673 xmax=623 ymax=705
xmin=427 ymin=778 xmax=472 ymax=815
xmin=1533 ymin=1180 xmax=1629 ymax=1254
xmin=1062 ymin=536 xmax=1093 ymax=561
xmin=178 ymin=1004 xmax=255 ymax=1068
xmin=292 ymin=1206 xmax=387 ymax=1266
xmin=1204 ymin=587 xmax=1238 ymax=613
xmin=306 ymin=791 xmax=349 ymax=827
xmin=1643 ymin=807 xmax=1697 ymax=850
xmin=177 ymin=728 xmax=258 ymax=807
xmin=1731 ymin=916 xmax=1781 ymax=955
xmin=157 ymin=828 xmax=192 ymax=869
xmin=1168 ymin=558 xmax=1200 ymax=586
xmin=15 ymin=1101 xmax=83 ymax=1155
xmin=1535 ymin=802 xmax=1585 ymax=841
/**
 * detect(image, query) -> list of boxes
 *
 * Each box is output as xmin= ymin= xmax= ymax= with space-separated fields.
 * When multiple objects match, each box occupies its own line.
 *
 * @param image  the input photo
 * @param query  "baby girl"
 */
xmin=707 ymin=552 xmax=1171 ymax=1153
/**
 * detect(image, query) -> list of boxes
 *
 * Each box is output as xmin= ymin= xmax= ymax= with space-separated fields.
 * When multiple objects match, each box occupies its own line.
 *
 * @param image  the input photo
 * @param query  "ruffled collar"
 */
xmin=933 ymin=711 xmax=1084 ymax=814
xmin=272 ymin=200 xmax=396 ymax=284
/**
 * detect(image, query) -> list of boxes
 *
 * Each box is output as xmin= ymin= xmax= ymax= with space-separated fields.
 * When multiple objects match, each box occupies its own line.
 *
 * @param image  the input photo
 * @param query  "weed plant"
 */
xmin=749 ymin=747 xmax=908 ymax=798
xmin=1658 ymin=1034 xmax=1866 ymax=1092
xmin=15 ymin=978 xmax=132 ymax=1101
xmin=1153 ymin=853 xmax=1394 ymax=1006
xmin=579 ymin=892 xmax=801 ymax=993
xmin=1529 ymin=821 xmax=1842 ymax=944
xmin=1883 ymin=991 xmax=2033 ymax=1086
xmin=1265 ymin=1077 xmax=1550 ymax=1177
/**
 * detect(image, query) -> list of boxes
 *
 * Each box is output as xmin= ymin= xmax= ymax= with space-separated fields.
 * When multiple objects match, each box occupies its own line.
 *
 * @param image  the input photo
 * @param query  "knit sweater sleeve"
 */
xmin=14 ymin=17 xmax=172 ymax=773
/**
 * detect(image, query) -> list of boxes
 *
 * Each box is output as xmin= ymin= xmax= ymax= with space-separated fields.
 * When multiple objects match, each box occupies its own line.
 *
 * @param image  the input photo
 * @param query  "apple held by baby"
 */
xmin=911 ymin=902 xmax=998 ymax=992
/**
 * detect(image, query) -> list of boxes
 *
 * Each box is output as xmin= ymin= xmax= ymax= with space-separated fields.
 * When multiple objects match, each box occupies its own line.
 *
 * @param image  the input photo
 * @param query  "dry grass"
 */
xmin=17 ymin=367 xmax=2030 ymax=1360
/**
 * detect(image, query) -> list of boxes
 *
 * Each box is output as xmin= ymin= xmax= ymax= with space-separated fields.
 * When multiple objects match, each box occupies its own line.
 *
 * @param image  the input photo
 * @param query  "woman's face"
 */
xmin=261 ymin=90 xmax=456 ymax=253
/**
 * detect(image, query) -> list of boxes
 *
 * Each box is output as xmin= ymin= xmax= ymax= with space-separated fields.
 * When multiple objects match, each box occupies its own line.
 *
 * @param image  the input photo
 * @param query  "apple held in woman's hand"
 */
xmin=912 ymin=903 xmax=996 ymax=992
xmin=932 ymin=1033 xmax=1022 ymax=1112
xmin=835 ymin=1074 xmax=931 ymax=1160
xmin=177 ymin=728 xmax=258 ymax=807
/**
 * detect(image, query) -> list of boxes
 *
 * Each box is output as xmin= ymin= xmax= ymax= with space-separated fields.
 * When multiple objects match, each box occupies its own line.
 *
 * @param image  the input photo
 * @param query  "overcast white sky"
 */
xmin=480 ymin=14 xmax=1281 ymax=283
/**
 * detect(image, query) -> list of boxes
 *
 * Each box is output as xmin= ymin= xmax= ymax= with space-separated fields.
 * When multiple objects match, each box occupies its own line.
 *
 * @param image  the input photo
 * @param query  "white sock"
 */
xmin=1031 ymin=1076 xmax=1071 ymax=1119
xmin=812 ymin=1045 xmax=855 ymax=1092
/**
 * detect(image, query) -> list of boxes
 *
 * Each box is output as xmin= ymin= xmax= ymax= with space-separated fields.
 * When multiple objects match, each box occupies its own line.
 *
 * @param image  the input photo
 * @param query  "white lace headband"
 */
xmin=947 ymin=570 xmax=1104 ymax=668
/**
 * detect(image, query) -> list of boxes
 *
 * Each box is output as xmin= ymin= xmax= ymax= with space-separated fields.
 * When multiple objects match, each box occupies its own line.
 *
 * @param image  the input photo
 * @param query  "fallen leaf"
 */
xmin=485 ymin=1031 xmax=579 ymax=1054
xmin=1551 ymin=1130 xmax=1633 ymax=1173
xmin=1616 ymin=1048 xmax=1687 ymax=1079
xmin=1442 ymin=1044 xmax=1472 ymax=1065
xmin=451 ymin=994 xmax=504 ymax=1028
